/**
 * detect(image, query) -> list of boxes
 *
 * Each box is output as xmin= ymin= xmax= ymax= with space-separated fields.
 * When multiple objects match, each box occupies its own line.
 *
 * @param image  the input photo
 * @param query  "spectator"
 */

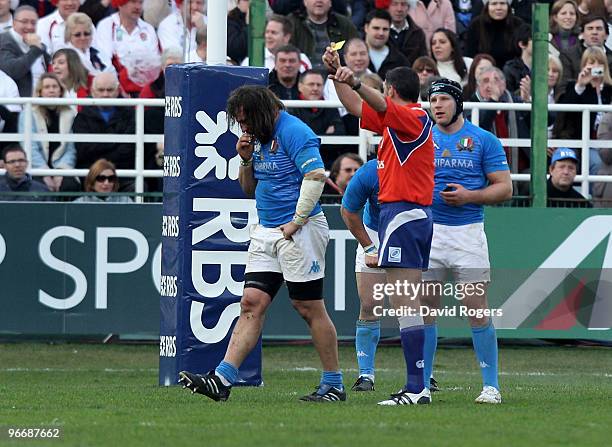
xmin=555 ymin=46 xmax=612 ymax=175
xmin=577 ymin=0 xmax=607 ymax=23
xmin=420 ymin=73 xmax=442 ymax=102
xmin=241 ymin=14 xmax=312 ymax=72
xmin=559 ymin=15 xmax=612 ymax=92
xmin=519 ymin=54 xmax=564 ymax=139
xmin=323 ymin=37 xmax=371 ymax=135
xmin=74 ymin=158 xmax=133 ymax=202
xmin=363 ymin=9 xmax=408 ymax=81
xmin=140 ymin=47 xmax=183 ymax=99
xmin=52 ymin=48 xmax=90 ymax=99
xmin=349 ymin=0 xmax=371 ymax=29
xmin=96 ymin=0 xmax=161 ymax=97
xmin=408 ymin=0 xmax=456 ymax=46
xmin=0 ymin=0 xmax=12 ymax=32
xmin=463 ymin=52 xmax=495 ymax=100
xmin=502 ymin=23 xmax=531 ymax=95
xmin=0 ymin=69 xmax=20 ymax=152
xmin=227 ymin=0 xmax=249 ymax=64
xmin=288 ymin=0 xmax=358 ymax=70
xmin=72 ymin=72 xmax=139 ymax=174
xmin=158 ymin=0 xmax=206 ymax=53
xmin=325 ymin=152 xmax=363 ymax=194
xmin=361 ymin=71 xmax=384 ymax=91
xmin=269 ymin=0 xmax=349 ymax=15
xmin=268 ymin=44 xmax=301 ymax=100
xmin=0 ymin=6 xmax=51 ymax=97
xmin=187 ymin=26 xmax=206 ymax=62
xmin=18 ymin=72 xmax=78 ymax=192
xmin=594 ymin=111 xmax=612 ymax=206
xmin=36 ymin=0 xmax=80 ymax=55
xmin=550 ymin=0 xmax=580 ymax=54
xmin=79 ymin=0 xmax=114 ymax=26
xmin=430 ymin=28 xmax=471 ymax=85
xmin=469 ymin=66 xmax=530 ymax=170
xmin=412 ymin=56 xmax=440 ymax=99
xmin=465 ymin=0 xmax=524 ymax=69
xmin=292 ymin=70 xmax=345 ymax=166
xmin=335 ymin=37 xmax=371 ymax=82
xmin=0 ymin=144 xmax=50 ymax=201
xmin=387 ymin=0 xmax=427 ymax=66
xmin=18 ymin=0 xmax=55 ymax=24
xmin=64 ymin=12 xmax=113 ymax=76
xmin=547 ymin=148 xmax=593 ymax=207
xmin=606 ymin=0 xmax=612 ymax=48
xmin=451 ymin=0 xmax=484 ymax=46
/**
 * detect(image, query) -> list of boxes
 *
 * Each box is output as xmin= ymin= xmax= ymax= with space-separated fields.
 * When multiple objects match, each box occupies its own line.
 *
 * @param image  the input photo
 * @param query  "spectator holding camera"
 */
xmin=554 ymin=46 xmax=612 ymax=176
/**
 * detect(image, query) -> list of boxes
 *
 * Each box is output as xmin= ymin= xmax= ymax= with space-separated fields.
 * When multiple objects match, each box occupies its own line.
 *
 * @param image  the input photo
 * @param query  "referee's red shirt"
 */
xmin=361 ymin=97 xmax=434 ymax=205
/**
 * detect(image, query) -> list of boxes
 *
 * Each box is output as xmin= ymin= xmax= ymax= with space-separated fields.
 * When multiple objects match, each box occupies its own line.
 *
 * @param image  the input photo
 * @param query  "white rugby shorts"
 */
xmin=245 ymin=212 xmax=329 ymax=282
xmin=355 ymin=225 xmax=385 ymax=274
xmin=422 ymin=222 xmax=490 ymax=283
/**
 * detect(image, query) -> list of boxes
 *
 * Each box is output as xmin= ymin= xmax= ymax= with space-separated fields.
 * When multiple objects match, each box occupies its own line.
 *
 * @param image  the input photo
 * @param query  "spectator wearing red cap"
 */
xmin=36 ymin=0 xmax=80 ymax=55
xmin=157 ymin=0 xmax=206 ymax=53
xmin=96 ymin=0 xmax=160 ymax=96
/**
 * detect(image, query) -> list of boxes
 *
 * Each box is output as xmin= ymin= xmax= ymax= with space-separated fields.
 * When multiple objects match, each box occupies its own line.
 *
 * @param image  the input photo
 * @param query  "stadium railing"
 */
xmin=1 ymin=97 xmax=612 ymax=202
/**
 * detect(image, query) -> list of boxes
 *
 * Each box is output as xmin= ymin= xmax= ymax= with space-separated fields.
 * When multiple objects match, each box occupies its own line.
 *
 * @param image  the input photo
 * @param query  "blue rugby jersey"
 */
xmin=341 ymin=159 xmax=380 ymax=232
xmin=432 ymin=120 xmax=508 ymax=225
xmin=252 ymin=111 xmax=324 ymax=227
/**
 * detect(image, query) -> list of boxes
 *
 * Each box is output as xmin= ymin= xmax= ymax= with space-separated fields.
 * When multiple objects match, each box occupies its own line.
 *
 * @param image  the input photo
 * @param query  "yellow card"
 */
xmin=331 ymin=40 xmax=345 ymax=51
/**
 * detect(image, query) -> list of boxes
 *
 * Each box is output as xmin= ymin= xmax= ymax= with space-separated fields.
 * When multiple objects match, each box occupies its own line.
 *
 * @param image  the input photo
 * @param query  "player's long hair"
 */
xmin=226 ymin=86 xmax=285 ymax=144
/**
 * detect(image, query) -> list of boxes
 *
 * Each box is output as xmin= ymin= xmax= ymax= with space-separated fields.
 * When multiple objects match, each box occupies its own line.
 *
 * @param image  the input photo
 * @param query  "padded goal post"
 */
xmin=159 ymin=65 xmax=268 ymax=386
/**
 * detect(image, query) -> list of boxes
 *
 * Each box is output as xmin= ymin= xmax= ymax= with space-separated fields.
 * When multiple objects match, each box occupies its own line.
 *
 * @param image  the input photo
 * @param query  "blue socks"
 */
xmin=355 ymin=319 xmax=380 ymax=378
xmin=215 ymin=361 xmax=239 ymax=387
xmin=320 ymin=371 xmax=344 ymax=392
xmin=423 ymin=323 xmax=438 ymax=389
xmin=400 ymin=326 xmax=426 ymax=393
xmin=471 ymin=320 xmax=500 ymax=390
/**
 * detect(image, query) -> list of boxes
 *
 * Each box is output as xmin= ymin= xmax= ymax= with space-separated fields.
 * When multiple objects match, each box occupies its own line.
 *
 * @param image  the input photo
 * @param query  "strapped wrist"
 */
xmin=292 ymin=213 xmax=307 ymax=226
xmin=363 ymin=244 xmax=378 ymax=255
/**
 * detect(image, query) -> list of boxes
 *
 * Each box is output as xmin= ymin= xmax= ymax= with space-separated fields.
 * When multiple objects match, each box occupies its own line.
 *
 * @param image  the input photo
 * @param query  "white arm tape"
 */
xmin=293 ymin=168 xmax=326 ymax=225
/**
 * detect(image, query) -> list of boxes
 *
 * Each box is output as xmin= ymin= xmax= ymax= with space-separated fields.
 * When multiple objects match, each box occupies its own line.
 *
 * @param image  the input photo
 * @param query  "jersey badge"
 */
xmin=457 ymin=137 xmax=474 ymax=152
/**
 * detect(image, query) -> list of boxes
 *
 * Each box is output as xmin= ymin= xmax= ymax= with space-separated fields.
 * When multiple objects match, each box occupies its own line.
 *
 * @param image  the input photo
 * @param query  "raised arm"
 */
xmin=236 ymin=133 xmax=257 ymax=197
xmin=322 ymin=46 xmax=388 ymax=117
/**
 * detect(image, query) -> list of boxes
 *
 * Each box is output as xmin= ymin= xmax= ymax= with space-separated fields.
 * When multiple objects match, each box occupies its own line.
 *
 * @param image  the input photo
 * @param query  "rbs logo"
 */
xmin=159 ymin=335 xmax=176 ymax=357
xmin=165 ymin=96 xmax=182 ymax=118
xmin=162 ymin=215 xmax=179 ymax=237
xmin=163 ymin=156 xmax=181 ymax=177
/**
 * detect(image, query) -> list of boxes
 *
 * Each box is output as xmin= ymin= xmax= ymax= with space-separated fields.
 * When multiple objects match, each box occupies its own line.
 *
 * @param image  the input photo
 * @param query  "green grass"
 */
xmin=0 ymin=343 xmax=611 ymax=447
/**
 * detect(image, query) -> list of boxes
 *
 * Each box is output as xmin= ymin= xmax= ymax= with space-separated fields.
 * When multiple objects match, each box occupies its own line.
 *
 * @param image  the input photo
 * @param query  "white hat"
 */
xmin=482 ymin=0 xmax=513 ymax=4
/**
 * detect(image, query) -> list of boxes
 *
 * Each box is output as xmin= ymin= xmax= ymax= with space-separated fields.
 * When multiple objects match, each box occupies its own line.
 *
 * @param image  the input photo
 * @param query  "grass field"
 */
xmin=0 ymin=343 xmax=611 ymax=447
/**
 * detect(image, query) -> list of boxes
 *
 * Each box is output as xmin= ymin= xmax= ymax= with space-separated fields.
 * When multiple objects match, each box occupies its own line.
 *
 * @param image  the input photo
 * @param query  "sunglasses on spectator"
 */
xmin=5 ymin=158 xmax=27 ymax=165
xmin=72 ymin=31 xmax=92 ymax=38
xmin=95 ymin=175 xmax=117 ymax=183
xmin=417 ymin=67 xmax=435 ymax=73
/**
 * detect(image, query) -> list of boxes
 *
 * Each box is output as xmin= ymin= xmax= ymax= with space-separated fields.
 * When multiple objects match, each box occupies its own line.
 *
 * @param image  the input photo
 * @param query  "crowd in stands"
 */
xmin=0 ymin=0 xmax=610 ymax=206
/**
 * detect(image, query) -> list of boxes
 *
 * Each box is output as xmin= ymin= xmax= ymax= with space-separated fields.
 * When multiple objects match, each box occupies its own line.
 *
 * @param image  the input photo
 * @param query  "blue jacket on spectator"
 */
xmin=0 ymin=173 xmax=50 ymax=201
